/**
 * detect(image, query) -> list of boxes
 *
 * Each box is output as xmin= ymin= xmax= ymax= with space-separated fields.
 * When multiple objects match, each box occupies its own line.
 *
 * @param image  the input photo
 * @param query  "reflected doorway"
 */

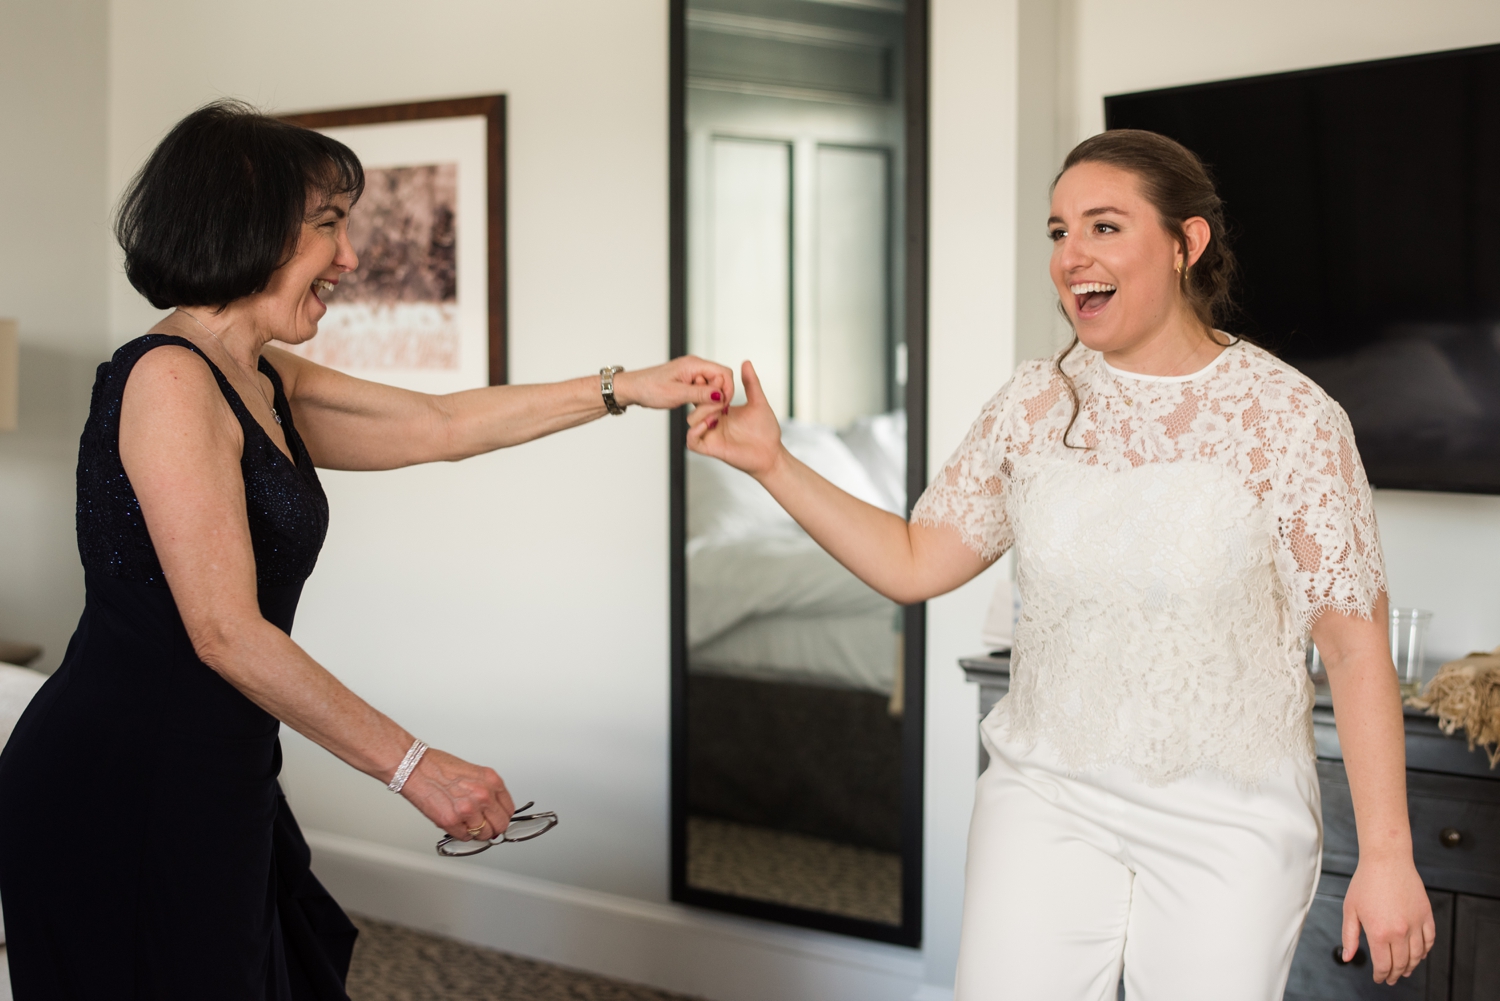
xmin=670 ymin=0 xmax=928 ymax=946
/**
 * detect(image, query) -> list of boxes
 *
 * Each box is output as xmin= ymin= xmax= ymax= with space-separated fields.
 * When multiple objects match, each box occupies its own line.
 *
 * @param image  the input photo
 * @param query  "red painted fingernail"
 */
xmin=708 ymin=420 xmax=718 ymax=429
xmin=711 ymin=391 xmax=722 ymax=401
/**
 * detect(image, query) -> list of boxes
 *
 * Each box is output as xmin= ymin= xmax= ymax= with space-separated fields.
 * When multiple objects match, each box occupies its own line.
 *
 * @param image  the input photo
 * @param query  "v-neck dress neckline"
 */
xmin=193 ymin=348 xmax=300 ymax=469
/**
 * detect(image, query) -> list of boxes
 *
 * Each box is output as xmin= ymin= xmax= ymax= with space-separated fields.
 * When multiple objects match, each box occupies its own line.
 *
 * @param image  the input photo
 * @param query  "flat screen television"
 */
xmin=1106 ymin=44 xmax=1500 ymax=494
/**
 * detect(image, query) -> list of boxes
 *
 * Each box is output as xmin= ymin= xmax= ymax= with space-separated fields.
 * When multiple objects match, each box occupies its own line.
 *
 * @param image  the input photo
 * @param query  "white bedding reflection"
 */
xmin=687 ymin=414 xmax=905 ymax=695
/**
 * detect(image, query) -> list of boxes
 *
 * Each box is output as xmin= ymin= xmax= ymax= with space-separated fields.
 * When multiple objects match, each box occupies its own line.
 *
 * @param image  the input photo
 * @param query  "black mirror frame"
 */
xmin=666 ymin=0 xmax=929 ymax=948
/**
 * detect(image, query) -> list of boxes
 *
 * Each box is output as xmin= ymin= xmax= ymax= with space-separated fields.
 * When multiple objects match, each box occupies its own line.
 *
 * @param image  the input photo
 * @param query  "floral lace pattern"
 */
xmin=913 ymin=341 xmax=1385 ymax=786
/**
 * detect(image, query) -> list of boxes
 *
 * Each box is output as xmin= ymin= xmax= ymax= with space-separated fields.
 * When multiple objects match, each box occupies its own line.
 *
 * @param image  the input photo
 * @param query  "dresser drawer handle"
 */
xmin=1332 ymin=945 xmax=1367 ymax=967
xmin=1440 ymin=827 xmax=1463 ymax=848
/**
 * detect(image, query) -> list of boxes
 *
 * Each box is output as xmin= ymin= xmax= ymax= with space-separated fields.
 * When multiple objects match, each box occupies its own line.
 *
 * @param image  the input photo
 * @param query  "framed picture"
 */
xmin=282 ymin=95 xmax=506 ymax=390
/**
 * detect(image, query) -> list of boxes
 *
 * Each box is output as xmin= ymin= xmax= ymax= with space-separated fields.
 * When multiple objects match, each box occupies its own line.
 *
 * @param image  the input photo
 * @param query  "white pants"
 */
xmin=954 ymin=725 xmax=1322 ymax=1001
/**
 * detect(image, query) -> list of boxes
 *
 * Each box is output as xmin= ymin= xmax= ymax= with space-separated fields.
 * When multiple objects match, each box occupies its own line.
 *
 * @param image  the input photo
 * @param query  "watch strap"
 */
xmin=600 ymin=366 xmax=626 ymax=415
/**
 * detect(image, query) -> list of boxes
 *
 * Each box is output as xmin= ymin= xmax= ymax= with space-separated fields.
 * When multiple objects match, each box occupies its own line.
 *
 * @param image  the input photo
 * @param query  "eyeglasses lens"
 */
xmin=436 ymin=808 xmax=556 ymax=857
xmin=503 ymin=814 xmax=556 ymax=842
xmin=437 ymin=837 xmax=491 ymax=857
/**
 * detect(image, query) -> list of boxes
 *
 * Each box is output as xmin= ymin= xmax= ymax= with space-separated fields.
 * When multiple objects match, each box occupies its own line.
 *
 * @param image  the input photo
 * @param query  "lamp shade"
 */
xmin=0 ymin=319 xmax=16 ymax=432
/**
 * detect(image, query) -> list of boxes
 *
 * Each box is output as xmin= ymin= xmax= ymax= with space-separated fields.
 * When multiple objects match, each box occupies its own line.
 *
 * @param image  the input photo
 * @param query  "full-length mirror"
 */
xmin=669 ymin=0 xmax=927 ymax=944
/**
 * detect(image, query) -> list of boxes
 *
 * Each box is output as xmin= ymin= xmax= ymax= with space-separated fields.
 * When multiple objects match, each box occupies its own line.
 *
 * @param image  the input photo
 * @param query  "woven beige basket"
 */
xmin=1406 ymin=646 xmax=1500 ymax=768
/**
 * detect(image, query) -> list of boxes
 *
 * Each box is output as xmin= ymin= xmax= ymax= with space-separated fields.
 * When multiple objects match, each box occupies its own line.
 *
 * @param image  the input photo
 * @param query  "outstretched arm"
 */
xmin=271 ymin=348 xmax=734 ymax=471
xmin=688 ymin=360 xmax=990 ymax=605
xmin=1313 ymin=593 xmax=1435 ymax=985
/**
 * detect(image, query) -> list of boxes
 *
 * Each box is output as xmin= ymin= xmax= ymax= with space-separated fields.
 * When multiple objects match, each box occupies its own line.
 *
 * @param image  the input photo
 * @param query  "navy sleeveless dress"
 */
xmin=0 ymin=335 xmax=357 ymax=999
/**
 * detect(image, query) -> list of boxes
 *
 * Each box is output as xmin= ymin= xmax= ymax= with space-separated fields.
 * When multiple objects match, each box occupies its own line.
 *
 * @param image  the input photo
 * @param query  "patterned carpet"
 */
xmin=346 ymin=916 xmax=701 ymax=1001
xmin=343 ymin=816 xmax=902 ymax=997
xmin=685 ymin=815 xmax=901 ymax=924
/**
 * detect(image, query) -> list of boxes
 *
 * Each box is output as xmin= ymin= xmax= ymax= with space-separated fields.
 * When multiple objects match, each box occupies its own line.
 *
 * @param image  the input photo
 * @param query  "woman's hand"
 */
xmin=687 ymin=360 xmax=785 ymax=479
xmin=612 ymin=356 xmax=735 ymax=411
xmin=398 ymin=748 xmax=516 ymax=843
xmin=1313 ymin=597 xmax=1435 ymax=984
xmin=1342 ymin=854 xmax=1435 ymax=983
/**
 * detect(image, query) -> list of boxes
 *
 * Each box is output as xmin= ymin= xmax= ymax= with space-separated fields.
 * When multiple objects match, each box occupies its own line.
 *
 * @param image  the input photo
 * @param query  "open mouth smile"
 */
xmin=1069 ymin=281 xmax=1116 ymax=319
xmin=311 ymin=278 xmax=336 ymax=304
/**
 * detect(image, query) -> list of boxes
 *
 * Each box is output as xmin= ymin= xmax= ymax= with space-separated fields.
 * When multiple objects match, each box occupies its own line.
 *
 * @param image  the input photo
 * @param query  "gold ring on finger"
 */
xmin=467 ymin=824 xmax=486 ymax=838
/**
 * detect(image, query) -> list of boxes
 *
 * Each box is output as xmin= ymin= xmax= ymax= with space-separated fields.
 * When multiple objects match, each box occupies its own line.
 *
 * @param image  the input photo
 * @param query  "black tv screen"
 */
xmin=1106 ymin=44 xmax=1500 ymax=494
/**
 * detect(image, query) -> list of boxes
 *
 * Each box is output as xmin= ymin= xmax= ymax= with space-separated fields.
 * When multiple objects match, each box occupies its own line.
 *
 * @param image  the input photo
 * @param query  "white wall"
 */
xmin=922 ymin=0 xmax=1019 ymax=988
xmin=1060 ymin=0 xmax=1500 ymax=663
xmin=1070 ymin=0 xmax=1500 ymax=141
xmin=1011 ymin=0 xmax=1072 ymax=365
xmin=0 ymin=0 xmax=110 ymax=673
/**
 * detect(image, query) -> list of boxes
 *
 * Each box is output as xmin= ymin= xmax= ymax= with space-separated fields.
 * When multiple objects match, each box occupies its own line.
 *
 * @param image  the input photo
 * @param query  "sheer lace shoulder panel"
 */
xmin=910 ymin=360 xmax=1064 ymax=560
xmin=1268 ymin=386 xmax=1386 ymax=632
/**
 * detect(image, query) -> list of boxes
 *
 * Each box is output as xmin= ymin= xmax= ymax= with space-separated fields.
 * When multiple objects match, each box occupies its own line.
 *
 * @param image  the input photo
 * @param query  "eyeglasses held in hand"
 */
xmin=436 ymin=801 xmax=558 ymax=857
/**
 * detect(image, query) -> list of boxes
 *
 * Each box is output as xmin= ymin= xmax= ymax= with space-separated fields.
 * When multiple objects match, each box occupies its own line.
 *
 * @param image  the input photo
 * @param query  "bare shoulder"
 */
xmin=126 ymin=342 xmax=219 ymax=399
xmin=121 ymin=343 xmax=239 ymax=447
xmin=261 ymin=344 xmax=375 ymax=409
xmin=261 ymin=344 xmax=314 ymax=397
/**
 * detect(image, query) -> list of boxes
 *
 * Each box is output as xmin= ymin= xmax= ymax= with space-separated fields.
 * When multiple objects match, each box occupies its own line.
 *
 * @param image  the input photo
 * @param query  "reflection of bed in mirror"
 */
xmin=686 ymin=414 xmax=905 ymax=918
xmin=674 ymin=0 xmax=922 ymax=937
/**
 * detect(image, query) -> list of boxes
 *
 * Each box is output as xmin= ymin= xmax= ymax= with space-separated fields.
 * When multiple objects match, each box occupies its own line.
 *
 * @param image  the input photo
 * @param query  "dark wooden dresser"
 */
xmin=959 ymin=654 xmax=1500 ymax=1001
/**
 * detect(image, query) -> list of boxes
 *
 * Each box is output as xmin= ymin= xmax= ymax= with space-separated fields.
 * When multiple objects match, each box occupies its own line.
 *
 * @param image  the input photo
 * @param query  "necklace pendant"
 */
xmin=272 ymin=408 xmax=282 ymax=426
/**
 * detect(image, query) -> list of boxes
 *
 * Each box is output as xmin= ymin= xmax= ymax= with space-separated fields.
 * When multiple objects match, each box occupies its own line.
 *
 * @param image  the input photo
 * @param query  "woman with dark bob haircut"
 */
xmin=0 ymin=100 xmax=732 ymax=1000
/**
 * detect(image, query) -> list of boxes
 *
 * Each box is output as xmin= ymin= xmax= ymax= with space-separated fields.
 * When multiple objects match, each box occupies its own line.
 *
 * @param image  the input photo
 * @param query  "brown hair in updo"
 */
xmin=1050 ymin=129 xmax=1241 ymax=447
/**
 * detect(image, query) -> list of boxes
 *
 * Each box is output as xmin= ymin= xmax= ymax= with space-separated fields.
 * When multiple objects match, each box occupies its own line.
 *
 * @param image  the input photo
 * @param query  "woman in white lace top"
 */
xmin=689 ymin=130 xmax=1433 ymax=999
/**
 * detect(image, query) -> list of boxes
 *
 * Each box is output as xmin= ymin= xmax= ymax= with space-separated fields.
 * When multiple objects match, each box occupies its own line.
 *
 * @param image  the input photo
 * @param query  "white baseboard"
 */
xmin=306 ymin=830 xmax=937 ymax=1001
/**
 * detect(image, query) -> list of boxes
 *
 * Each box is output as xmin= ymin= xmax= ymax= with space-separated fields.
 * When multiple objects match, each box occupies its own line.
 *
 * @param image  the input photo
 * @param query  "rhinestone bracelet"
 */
xmin=387 ymin=739 xmax=429 ymax=793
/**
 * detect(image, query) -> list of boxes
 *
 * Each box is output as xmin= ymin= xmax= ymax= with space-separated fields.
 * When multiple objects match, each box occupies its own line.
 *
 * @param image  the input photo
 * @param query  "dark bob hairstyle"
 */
xmin=115 ymin=100 xmax=364 ymax=310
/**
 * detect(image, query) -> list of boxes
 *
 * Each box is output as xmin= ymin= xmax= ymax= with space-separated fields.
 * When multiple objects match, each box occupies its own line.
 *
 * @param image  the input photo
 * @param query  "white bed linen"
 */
xmin=837 ymin=411 xmax=906 ymax=514
xmin=687 ymin=416 xmax=904 ymax=692
xmin=689 ymin=610 xmax=898 ymax=693
xmin=687 ymin=532 xmax=893 ymax=647
xmin=0 ymin=663 xmax=44 ymax=749
xmin=0 ymin=662 xmax=46 ymax=950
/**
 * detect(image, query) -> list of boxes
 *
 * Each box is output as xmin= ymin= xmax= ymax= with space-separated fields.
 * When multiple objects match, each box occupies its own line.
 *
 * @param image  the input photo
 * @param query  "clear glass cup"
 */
xmin=1306 ymin=642 xmax=1326 ymax=684
xmin=1389 ymin=608 xmax=1432 ymax=698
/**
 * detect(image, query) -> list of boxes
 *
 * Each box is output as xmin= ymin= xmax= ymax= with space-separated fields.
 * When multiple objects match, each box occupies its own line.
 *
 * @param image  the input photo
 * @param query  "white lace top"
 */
xmin=913 ymin=340 xmax=1385 ymax=786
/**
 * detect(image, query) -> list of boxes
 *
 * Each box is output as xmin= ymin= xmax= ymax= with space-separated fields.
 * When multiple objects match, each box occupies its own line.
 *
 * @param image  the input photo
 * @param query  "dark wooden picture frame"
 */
xmin=284 ymin=95 xmax=508 ymax=386
xmin=667 ymin=0 xmax=929 ymax=948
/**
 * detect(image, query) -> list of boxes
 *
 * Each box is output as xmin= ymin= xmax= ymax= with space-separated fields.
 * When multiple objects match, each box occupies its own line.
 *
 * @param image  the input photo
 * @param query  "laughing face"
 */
xmin=1048 ymin=161 xmax=1204 ymax=358
xmin=255 ymin=190 xmax=358 ymax=345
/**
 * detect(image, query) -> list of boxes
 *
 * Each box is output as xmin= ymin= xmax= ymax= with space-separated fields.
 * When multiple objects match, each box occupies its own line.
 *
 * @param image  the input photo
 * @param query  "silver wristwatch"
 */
xmin=600 ymin=366 xmax=626 ymax=415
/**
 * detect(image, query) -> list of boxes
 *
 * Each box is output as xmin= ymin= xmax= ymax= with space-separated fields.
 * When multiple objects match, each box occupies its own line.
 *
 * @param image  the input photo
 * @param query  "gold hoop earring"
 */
xmin=1175 ymin=260 xmax=1184 ymax=276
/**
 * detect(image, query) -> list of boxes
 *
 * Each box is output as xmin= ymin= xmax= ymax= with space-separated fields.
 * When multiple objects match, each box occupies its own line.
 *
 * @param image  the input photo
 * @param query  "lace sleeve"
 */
xmin=910 ymin=381 xmax=1017 ymax=560
xmin=1270 ymin=394 xmax=1386 ymax=632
